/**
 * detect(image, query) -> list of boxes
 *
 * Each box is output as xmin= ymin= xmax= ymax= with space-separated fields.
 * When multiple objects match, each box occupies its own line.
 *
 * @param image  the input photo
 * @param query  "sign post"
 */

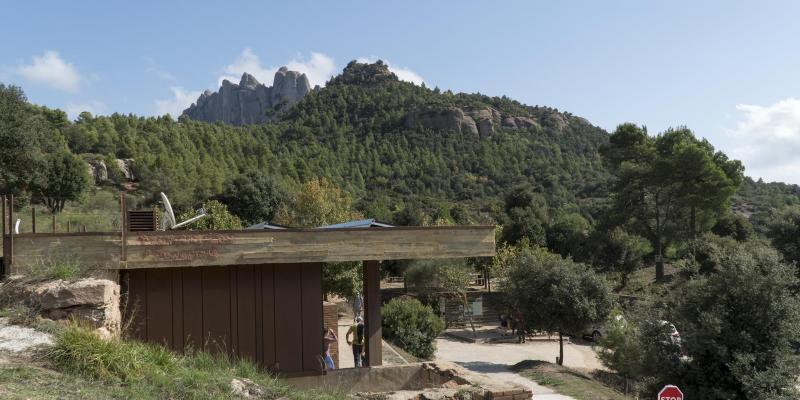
xmin=657 ymin=385 xmax=683 ymax=400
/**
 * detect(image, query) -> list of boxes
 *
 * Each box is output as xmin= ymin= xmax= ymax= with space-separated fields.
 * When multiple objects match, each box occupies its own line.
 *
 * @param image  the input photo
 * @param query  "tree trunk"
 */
xmin=655 ymin=240 xmax=664 ymax=281
xmin=558 ymin=331 xmax=564 ymax=366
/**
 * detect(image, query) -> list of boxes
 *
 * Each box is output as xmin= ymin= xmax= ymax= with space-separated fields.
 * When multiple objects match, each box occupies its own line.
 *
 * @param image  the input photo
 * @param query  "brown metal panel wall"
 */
xmin=122 ymin=263 xmax=321 ymax=375
xmin=259 ymin=264 xmax=276 ymax=369
xmin=202 ymin=267 xmax=231 ymax=354
xmin=273 ymin=263 xmax=303 ymax=373
xmin=301 ymin=263 xmax=323 ymax=372
xmin=274 ymin=263 xmax=304 ymax=373
xmin=181 ymin=268 xmax=204 ymax=351
xmin=236 ymin=265 xmax=256 ymax=361
xmin=171 ymin=269 xmax=184 ymax=351
xmin=146 ymin=269 xmax=174 ymax=347
xmin=124 ymin=269 xmax=148 ymax=340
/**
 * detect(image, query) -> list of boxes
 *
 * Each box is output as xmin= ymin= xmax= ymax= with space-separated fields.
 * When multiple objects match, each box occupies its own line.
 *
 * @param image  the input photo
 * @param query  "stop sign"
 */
xmin=657 ymin=385 xmax=684 ymax=400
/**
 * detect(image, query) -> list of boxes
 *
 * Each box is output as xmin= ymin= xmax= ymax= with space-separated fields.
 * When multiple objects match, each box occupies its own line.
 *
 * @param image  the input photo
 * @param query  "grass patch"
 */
xmin=41 ymin=325 xmax=345 ymax=399
xmin=512 ymin=360 xmax=634 ymax=400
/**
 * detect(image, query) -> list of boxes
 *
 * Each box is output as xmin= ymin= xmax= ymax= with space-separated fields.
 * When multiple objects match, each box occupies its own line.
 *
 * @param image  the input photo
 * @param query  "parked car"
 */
xmin=584 ymin=317 xmax=681 ymax=348
xmin=583 ymin=314 xmax=625 ymax=342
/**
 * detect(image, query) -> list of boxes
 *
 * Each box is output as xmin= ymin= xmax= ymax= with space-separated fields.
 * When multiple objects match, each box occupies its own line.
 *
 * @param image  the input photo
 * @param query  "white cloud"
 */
xmin=16 ymin=51 xmax=82 ymax=92
xmin=219 ymin=48 xmax=336 ymax=88
xmin=65 ymin=100 xmax=107 ymax=119
xmin=285 ymin=52 xmax=336 ymax=88
xmin=727 ymin=97 xmax=800 ymax=184
xmin=154 ymin=87 xmax=203 ymax=117
xmin=144 ymin=56 xmax=175 ymax=81
xmin=356 ymin=56 xmax=425 ymax=85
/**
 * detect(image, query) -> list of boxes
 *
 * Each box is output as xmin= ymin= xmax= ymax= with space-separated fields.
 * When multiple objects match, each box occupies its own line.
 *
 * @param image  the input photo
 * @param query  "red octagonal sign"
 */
xmin=658 ymin=385 xmax=684 ymax=400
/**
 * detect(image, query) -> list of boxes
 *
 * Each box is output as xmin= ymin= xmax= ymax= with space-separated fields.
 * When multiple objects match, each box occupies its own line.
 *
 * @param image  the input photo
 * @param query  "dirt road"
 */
xmin=435 ymin=336 xmax=604 ymax=400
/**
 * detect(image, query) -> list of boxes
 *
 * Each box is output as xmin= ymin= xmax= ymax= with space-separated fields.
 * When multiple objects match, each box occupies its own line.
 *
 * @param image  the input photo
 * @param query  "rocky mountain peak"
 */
xmin=332 ymin=60 xmax=398 ymax=85
xmin=181 ymin=67 xmax=311 ymax=126
xmin=239 ymin=73 xmax=260 ymax=89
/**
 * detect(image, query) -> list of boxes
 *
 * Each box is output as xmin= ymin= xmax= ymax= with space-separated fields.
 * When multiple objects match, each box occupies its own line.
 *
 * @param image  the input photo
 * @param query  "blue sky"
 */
xmin=3 ymin=1 xmax=800 ymax=184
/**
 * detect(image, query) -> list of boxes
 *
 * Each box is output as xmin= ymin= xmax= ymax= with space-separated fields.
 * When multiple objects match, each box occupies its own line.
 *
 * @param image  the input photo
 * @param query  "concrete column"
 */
xmin=363 ymin=260 xmax=382 ymax=367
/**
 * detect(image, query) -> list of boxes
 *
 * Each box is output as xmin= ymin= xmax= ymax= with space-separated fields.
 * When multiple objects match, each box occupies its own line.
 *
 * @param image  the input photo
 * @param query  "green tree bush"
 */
xmin=641 ymin=241 xmax=800 ymax=399
xmin=766 ymin=207 xmax=800 ymax=264
xmin=381 ymin=297 xmax=445 ymax=359
xmin=219 ymin=170 xmax=290 ymax=225
xmin=178 ymin=200 xmax=242 ymax=230
xmin=504 ymin=247 xmax=613 ymax=365
xmin=34 ymin=152 xmax=91 ymax=213
xmin=601 ymin=124 xmax=743 ymax=280
xmin=597 ymin=309 xmax=643 ymax=395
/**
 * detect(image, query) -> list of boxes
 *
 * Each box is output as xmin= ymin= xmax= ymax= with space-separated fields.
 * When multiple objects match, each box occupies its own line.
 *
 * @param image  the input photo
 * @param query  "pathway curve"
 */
xmin=435 ymin=336 xmax=604 ymax=400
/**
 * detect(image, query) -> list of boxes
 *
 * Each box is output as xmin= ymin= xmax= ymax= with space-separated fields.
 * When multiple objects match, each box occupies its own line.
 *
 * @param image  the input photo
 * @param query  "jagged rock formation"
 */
xmin=182 ymin=67 xmax=311 ymax=125
xmin=404 ymin=106 xmax=480 ymax=136
xmin=405 ymin=105 xmax=542 ymax=138
xmin=85 ymin=158 xmax=135 ymax=185
xmin=331 ymin=60 xmax=398 ymax=85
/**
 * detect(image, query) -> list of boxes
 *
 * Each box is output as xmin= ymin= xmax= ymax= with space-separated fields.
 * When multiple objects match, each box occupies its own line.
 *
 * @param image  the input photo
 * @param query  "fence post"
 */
xmin=52 ymin=214 xmax=56 ymax=233
xmin=67 ymin=220 xmax=70 ymax=233
xmin=120 ymin=192 xmax=127 ymax=265
xmin=31 ymin=207 xmax=36 ymax=233
xmin=6 ymin=195 xmax=13 ymax=277
xmin=1 ymin=195 xmax=5 ymax=279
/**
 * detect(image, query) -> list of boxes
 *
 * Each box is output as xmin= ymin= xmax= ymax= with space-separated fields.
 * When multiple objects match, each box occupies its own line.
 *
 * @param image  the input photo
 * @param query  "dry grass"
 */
xmin=512 ymin=360 xmax=634 ymax=400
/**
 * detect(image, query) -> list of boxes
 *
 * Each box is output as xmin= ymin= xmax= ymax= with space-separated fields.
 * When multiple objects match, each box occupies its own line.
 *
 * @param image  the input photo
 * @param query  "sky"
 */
xmin=2 ymin=1 xmax=800 ymax=184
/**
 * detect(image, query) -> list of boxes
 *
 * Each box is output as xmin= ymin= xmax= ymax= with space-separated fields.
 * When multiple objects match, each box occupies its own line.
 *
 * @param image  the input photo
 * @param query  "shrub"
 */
xmin=45 ymin=325 xmax=344 ymax=399
xmin=382 ymin=298 xmax=444 ymax=359
xmin=46 ymin=325 xmax=176 ymax=381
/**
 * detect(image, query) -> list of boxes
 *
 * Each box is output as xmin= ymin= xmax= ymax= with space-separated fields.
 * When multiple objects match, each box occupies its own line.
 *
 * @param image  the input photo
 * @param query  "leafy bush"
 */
xmin=382 ymin=298 xmax=444 ymax=359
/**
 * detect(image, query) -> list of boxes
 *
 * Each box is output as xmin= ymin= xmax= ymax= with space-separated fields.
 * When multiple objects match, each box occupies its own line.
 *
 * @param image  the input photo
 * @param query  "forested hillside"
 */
xmin=1 ymin=60 xmax=797 ymax=232
xmin=5 ymin=61 xmax=612 ymax=225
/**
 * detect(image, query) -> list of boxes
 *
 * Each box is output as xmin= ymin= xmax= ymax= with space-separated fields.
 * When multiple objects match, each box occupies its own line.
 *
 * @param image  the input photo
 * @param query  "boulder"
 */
xmin=230 ymin=378 xmax=271 ymax=399
xmin=542 ymin=112 xmax=568 ymax=131
xmin=464 ymin=107 xmax=500 ymax=138
xmin=25 ymin=279 xmax=121 ymax=335
xmin=86 ymin=159 xmax=108 ymax=184
xmin=502 ymin=116 xmax=540 ymax=131
xmin=115 ymin=159 xmax=135 ymax=181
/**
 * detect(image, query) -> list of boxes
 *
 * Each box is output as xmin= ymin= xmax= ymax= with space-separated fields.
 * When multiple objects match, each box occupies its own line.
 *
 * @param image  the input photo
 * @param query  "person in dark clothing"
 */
xmin=514 ymin=310 xmax=526 ymax=343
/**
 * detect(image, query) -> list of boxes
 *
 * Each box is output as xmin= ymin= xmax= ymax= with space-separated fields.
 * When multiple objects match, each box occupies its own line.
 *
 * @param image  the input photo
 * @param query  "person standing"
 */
xmin=323 ymin=328 xmax=338 ymax=370
xmin=346 ymin=316 xmax=365 ymax=367
xmin=514 ymin=310 xmax=526 ymax=343
xmin=353 ymin=293 xmax=364 ymax=319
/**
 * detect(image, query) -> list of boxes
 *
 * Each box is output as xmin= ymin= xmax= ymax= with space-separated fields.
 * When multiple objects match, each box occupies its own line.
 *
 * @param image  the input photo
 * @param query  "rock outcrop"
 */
xmin=115 ymin=158 xmax=135 ymax=181
xmin=182 ymin=68 xmax=311 ymax=126
xmin=332 ymin=60 xmax=398 ymax=85
xmin=85 ymin=158 xmax=135 ymax=185
xmin=405 ymin=105 xmax=542 ymax=138
xmin=404 ymin=106 xmax=479 ymax=136
xmin=22 ymin=278 xmax=121 ymax=337
xmin=86 ymin=159 xmax=108 ymax=185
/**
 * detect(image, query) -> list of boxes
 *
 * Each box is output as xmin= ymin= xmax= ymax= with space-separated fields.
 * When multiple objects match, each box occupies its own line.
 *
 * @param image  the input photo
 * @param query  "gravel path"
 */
xmin=435 ymin=336 xmax=604 ymax=400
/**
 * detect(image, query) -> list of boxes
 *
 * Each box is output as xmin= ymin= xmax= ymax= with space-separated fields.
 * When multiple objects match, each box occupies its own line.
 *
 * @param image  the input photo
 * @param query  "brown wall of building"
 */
xmin=122 ymin=263 xmax=324 ymax=375
xmin=322 ymin=301 xmax=339 ymax=368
